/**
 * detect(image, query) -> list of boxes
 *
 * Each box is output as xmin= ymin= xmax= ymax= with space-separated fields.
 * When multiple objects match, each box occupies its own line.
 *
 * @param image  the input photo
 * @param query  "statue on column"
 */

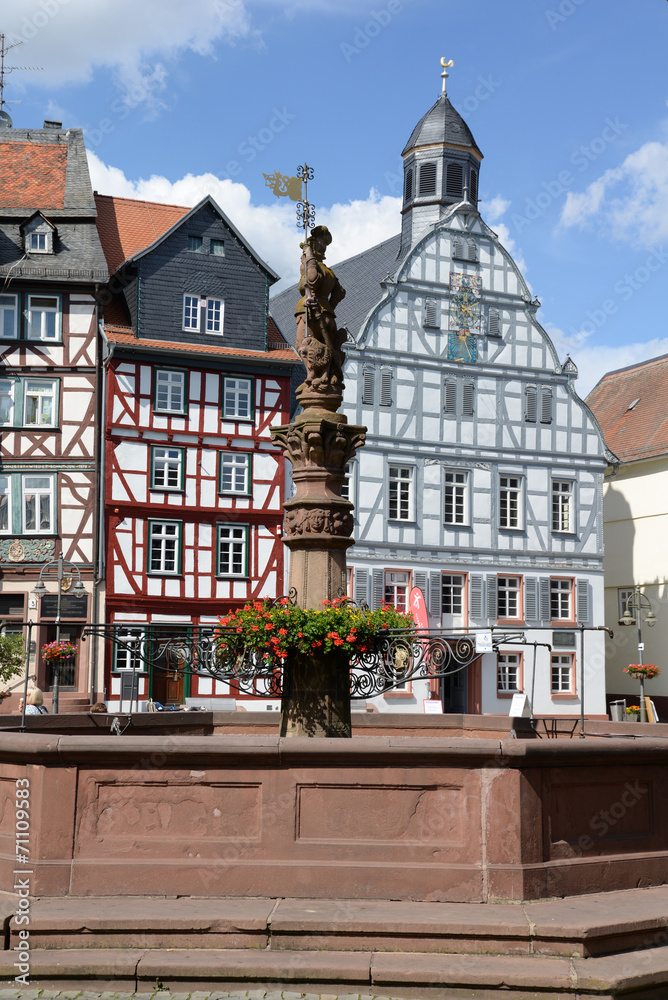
xmin=294 ymin=225 xmax=348 ymax=411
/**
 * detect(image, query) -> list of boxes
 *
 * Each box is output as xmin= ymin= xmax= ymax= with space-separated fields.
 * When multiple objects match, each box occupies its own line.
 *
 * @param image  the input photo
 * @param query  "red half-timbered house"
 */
xmin=95 ymin=194 xmax=297 ymax=709
xmin=0 ymin=121 xmax=108 ymax=712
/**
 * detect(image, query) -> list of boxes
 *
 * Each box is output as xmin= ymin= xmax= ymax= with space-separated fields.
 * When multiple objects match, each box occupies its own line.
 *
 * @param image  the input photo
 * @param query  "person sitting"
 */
xmin=25 ymin=688 xmax=48 ymax=715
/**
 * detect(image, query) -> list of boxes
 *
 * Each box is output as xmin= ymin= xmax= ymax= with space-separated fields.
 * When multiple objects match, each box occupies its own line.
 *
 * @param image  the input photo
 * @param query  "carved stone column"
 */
xmin=270 ymin=226 xmax=366 ymax=737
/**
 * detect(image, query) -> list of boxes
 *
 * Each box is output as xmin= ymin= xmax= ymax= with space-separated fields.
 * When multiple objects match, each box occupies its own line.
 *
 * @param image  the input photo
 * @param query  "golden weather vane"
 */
xmin=440 ymin=56 xmax=454 ymax=95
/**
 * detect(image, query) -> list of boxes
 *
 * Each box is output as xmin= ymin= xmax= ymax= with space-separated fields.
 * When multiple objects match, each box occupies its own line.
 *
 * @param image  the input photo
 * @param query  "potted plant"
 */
xmin=625 ymin=704 xmax=641 ymax=721
xmin=41 ymin=639 xmax=78 ymax=662
xmin=623 ymin=664 xmax=660 ymax=722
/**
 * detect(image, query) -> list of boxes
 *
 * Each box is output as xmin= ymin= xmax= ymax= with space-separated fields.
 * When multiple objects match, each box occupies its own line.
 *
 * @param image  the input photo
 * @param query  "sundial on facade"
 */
xmin=448 ymin=271 xmax=481 ymax=363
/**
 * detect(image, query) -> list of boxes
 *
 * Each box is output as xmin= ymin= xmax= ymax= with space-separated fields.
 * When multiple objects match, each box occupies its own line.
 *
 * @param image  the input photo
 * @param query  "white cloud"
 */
xmin=87 ymin=151 xmax=401 ymax=289
xmin=3 ymin=0 xmax=251 ymax=109
xmin=480 ymin=195 xmax=528 ymax=277
xmin=559 ymin=139 xmax=668 ymax=247
xmin=545 ymin=325 xmax=668 ymax=398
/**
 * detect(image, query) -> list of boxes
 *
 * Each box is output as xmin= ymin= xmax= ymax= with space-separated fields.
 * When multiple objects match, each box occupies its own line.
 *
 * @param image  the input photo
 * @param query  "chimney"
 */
xmin=43 ymin=119 xmax=62 ymax=130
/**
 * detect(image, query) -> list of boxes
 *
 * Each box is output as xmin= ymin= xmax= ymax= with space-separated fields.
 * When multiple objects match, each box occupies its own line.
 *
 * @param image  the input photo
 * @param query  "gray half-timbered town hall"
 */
xmin=271 ymin=69 xmax=615 ymax=717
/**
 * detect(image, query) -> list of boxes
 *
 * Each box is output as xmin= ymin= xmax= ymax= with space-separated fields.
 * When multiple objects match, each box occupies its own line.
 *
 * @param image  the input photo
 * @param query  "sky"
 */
xmin=2 ymin=0 xmax=667 ymax=396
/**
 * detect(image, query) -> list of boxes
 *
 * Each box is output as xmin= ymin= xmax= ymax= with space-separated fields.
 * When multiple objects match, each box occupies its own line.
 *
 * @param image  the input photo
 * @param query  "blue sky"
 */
xmin=3 ymin=0 xmax=667 ymax=394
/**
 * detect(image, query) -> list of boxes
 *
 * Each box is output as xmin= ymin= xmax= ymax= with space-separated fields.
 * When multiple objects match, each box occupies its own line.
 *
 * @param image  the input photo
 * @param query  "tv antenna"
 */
xmin=0 ymin=33 xmax=43 ymax=127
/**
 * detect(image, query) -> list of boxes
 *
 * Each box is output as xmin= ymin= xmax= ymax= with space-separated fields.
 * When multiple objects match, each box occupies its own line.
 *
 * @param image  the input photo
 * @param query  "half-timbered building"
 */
xmin=96 ymin=194 xmax=297 ymax=710
xmin=271 ymin=74 xmax=614 ymax=718
xmin=0 ymin=120 xmax=108 ymax=712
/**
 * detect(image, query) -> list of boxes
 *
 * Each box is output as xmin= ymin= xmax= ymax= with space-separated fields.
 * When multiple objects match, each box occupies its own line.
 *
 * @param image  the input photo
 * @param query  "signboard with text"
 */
xmin=40 ymin=594 xmax=88 ymax=619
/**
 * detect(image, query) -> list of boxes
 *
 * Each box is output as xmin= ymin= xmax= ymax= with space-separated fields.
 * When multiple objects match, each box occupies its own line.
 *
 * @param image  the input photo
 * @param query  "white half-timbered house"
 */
xmin=0 ymin=120 xmax=108 ymax=712
xmin=96 ymin=195 xmax=297 ymax=710
xmin=271 ymin=75 xmax=615 ymax=718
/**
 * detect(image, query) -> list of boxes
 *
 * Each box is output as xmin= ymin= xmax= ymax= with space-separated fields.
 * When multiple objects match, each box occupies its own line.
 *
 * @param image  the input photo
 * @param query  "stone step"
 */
xmin=9 ymin=887 xmax=668 ymax=959
xmin=2 ymin=944 xmax=668 ymax=997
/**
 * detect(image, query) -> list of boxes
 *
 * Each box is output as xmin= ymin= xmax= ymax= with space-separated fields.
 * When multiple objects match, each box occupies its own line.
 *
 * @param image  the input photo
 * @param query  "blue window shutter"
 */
xmin=486 ymin=574 xmax=497 ymax=622
xmin=354 ymin=568 xmax=369 ymax=607
xmin=576 ymin=579 xmax=590 ymax=624
xmin=372 ymin=569 xmax=384 ymax=610
xmin=525 ymin=385 xmax=537 ymax=423
xmin=539 ymin=577 xmax=551 ymax=622
xmin=525 ymin=577 xmax=538 ymax=622
xmin=429 ymin=571 xmax=441 ymax=617
xmin=414 ymin=570 xmax=427 ymax=600
xmin=469 ymin=574 xmax=484 ymax=621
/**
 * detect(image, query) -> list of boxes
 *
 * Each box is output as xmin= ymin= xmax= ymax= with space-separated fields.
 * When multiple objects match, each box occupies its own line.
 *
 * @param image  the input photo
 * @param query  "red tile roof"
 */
xmin=586 ymin=354 xmax=668 ymax=463
xmin=94 ymin=193 xmax=189 ymax=274
xmin=0 ymin=143 xmax=67 ymax=210
xmin=104 ymin=325 xmax=297 ymax=363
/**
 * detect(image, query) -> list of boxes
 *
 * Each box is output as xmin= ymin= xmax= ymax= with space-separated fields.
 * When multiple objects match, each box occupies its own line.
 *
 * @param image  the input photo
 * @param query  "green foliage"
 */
xmin=0 ymin=632 xmax=25 ymax=684
xmin=215 ymin=597 xmax=414 ymax=665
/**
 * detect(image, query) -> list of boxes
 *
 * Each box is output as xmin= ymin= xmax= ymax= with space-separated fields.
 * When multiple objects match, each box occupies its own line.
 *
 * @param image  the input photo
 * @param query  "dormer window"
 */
xmin=21 ymin=213 xmax=55 ymax=255
xmin=418 ymin=162 xmax=437 ymax=196
xmin=30 ymin=234 xmax=47 ymax=252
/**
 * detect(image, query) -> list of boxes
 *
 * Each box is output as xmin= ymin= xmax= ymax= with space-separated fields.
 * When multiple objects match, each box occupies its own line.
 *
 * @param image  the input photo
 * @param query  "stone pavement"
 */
xmin=0 ymin=992 xmax=406 ymax=1000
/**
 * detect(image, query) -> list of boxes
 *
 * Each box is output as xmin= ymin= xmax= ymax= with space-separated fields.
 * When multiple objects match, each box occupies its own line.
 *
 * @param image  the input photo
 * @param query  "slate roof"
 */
xmin=586 ymin=354 xmax=668 ymax=463
xmin=94 ymin=194 xmax=190 ymax=275
xmin=105 ymin=324 xmax=297 ymax=366
xmin=402 ymin=93 xmax=482 ymax=157
xmin=270 ymin=233 xmax=402 ymax=346
xmin=0 ymin=126 xmax=108 ymax=281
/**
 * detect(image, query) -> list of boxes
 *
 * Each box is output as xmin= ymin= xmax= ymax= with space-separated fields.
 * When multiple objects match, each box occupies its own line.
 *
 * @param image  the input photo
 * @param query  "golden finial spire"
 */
xmin=441 ymin=57 xmax=454 ymax=95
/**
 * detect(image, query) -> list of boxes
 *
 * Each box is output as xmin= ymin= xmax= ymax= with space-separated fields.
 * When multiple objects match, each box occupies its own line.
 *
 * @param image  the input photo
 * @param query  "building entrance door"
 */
xmin=441 ymin=664 xmax=467 ymax=713
xmin=149 ymin=630 xmax=189 ymax=706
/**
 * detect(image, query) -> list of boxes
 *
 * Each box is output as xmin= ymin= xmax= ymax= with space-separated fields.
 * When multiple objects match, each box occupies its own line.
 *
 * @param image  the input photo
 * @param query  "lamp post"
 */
xmin=31 ymin=552 xmax=86 ymax=714
xmin=618 ymin=585 xmax=657 ymax=723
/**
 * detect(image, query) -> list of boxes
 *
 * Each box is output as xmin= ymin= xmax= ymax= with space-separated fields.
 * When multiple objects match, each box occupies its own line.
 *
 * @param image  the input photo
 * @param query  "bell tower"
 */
xmin=399 ymin=59 xmax=484 ymax=258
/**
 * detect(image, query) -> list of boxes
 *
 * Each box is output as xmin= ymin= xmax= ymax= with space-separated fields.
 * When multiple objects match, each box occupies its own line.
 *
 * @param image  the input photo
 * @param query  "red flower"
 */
xmin=334 ymin=638 xmax=344 ymax=646
xmin=251 ymin=625 xmax=259 ymax=632
xmin=265 ymin=623 xmax=274 ymax=630
xmin=278 ymin=628 xmax=288 ymax=635
xmin=326 ymin=631 xmax=340 ymax=640
xmin=312 ymin=641 xmax=322 ymax=648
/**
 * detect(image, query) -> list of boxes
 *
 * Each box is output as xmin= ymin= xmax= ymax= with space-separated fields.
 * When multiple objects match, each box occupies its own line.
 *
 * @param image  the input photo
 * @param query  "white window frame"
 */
xmin=206 ymin=297 xmax=224 ymax=335
xmin=27 ymin=294 xmax=59 ymax=341
xmin=498 ymin=652 xmax=522 ymax=694
xmin=151 ymin=447 xmax=184 ymax=491
xmin=441 ymin=574 xmax=464 ymax=616
xmin=29 ymin=232 xmax=49 ymax=253
xmin=444 ymin=470 xmax=468 ymax=525
xmin=551 ymin=653 xmax=574 ymax=694
xmin=388 ymin=465 xmax=414 ymax=521
xmin=219 ymin=453 xmax=251 ymax=495
xmin=217 ymin=523 xmax=249 ymax=577
xmin=0 ymin=294 xmax=18 ymax=339
xmin=552 ymin=480 xmax=573 ymax=532
xmin=550 ymin=578 xmax=573 ymax=622
xmin=384 ymin=570 xmax=410 ymax=612
xmin=498 ymin=576 xmax=521 ymax=620
xmin=618 ymin=587 xmax=635 ymax=620
xmin=148 ymin=520 xmax=181 ymax=575
xmin=223 ymin=377 xmax=253 ymax=420
xmin=182 ymin=294 xmax=201 ymax=332
xmin=155 ymin=369 xmax=186 ymax=414
xmin=0 ymin=379 xmax=15 ymax=425
xmin=499 ymin=475 xmax=523 ymax=530
xmin=0 ymin=475 xmax=11 ymax=534
xmin=24 ymin=379 xmax=56 ymax=427
xmin=22 ymin=475 xmax=54 ymax=534
xmin=113 ymin=630 xmax=146 ymax=673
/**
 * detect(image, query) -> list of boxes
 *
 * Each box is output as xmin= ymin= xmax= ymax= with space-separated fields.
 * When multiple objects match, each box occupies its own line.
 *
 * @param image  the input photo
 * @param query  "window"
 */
xmin=441 ymin=574 xmax=464 ymax=615
xmin=151 ymin=447 xmax=184 ymax=491
xmin=219 ymin=452 xmax=251 ymax=495
xmin=380 ymin=368 xmax=392 ymax=406
xmin=114 ymin=630 xmax=145 ymax=672
xmin=525 ymin=385 xmax=537 ymax=423
xmin=155 ymin=370 xmax=186 ymax=413
xmin=551 ymin=578 xmax=573 ymax=621
xmin=470 ymin=168 xmax=478 ymax=203
xmin=30 ymin=233 xmax=47 ymax=252
xmin=188 ymin=236 xmax=203 ymax=252
xmin=362 ymin=366 xmax=375 ymax=404
xmin=618 ymin=588 xmax=634 ymax=620
xmin=498 ymin=653 xmax=522 ymax=694
xmin=210 ymin=239 xmax=225 ymax=256
xmin=217 ymin=524 xmax=248 ymax=577
xmin=22 ymin=475 xmax=54 ymax=533
xmin=0 ymin=295 xmax=17 ymax=338
xmin=384 ymin=570 xmax=409 ymax=611
xmin=467 ymin=241 xmax=477 ymax=262
xmin=404 ymin=167 xmax=413 ymax=201
xmin=551 ymin=653 xmax=574 ymax=694
xmin=499 ymin=475 xmax=522 ymax=529
xmin=0 ymin=476 xmax=10 ymax=533
xmin=148 ymin=521 xmax=181 ymax=575
xmin=24 ymin=380 xmax=56 ymax=427
xmin=540 ymin=386 xmax=553 ymax=424
xmin=552 ymin=480 xmax=573 ymax=532
xmin=444 ymin=470 xmax=467 ymax=525
xmin=223 ymin=377 xmax=253 ymax=420
xmin=206 ymin=297 xmax=224 ymax=334
xmin=498 ymin=576 xmax=521 ymax=620
xmin=388 ymin=466 xmax=413 ymax=521
xmin=452 ymin=238 xmax=464 ymax=258
xmin=27 ymin=295 xmax=59 ymax=341
xmin=446 ymin=162 xmax=463 ymax=197
xmin=419 ymin=162 xmax=437 ymax=195
xmin=0 ymin=379 xmax=15 ymax=425
xmin=183 ymin=294 xmax=201 ymax=331
xmin=424 ymin=299 xmax=439 ymax=328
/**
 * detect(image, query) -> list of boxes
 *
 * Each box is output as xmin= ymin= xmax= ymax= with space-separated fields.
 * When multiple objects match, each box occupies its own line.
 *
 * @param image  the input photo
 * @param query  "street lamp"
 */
xmin=618 ymin=585 xmax=657 ymax=723
xmin=32 ymin=552 xmax=86 ymax=714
